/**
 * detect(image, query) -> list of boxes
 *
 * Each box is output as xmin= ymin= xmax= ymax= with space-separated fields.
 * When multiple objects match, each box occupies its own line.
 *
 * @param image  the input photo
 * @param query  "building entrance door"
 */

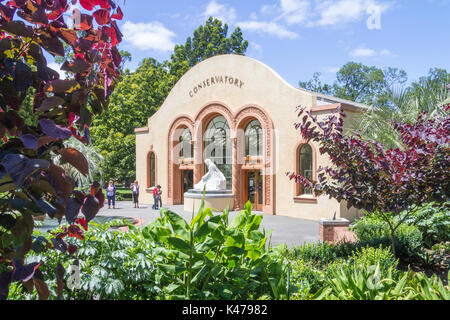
xmin=245 ymin=170 xmax=263 ymax=211
xmin=181 ymin=170 xmax=194 ymax=203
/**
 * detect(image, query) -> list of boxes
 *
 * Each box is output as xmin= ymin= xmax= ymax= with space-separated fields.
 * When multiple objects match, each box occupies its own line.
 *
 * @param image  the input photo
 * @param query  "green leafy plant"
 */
xmin=141 ymin=200 xmax=287 ymax=300
xmin=11 ymin=219 xmax=157 ymax=300
xmin=402 ymin=202 xmax=450 ymax=248
xmin=351 ymin=212 xmax=423 ymax=259
xmin=289 ymin=103 xmax=449 ymax=257
xmin=0 ymin=0 xmax=124 ymax=300
xmin=286 ymin=241 xmax=357 ymax=268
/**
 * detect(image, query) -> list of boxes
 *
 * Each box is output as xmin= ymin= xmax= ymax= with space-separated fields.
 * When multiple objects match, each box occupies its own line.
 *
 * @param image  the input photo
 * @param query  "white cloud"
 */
xmin=316 ymin=0 xmax=392 ymax=26
xmin=236 ymin=21 xmax=299 ymax=39
xmin=122 ymin=21 xmax=176 ymax=52
xmin=261 ymin=4 xmax=278 ymax=15
xmin=315 ymin=0 xmax=363 ymax=26
xmin=204 ymin=0 xmax=237 ymax=23
xmin=349 ymin=46 xmax=391 ymax=58
xmin=279 ymin=0 xmax=310 ymax=24
xmin=261 ymin=0 xmax=393 ymax=27
xmin=350 ymin=47 xmax=377 ymax=58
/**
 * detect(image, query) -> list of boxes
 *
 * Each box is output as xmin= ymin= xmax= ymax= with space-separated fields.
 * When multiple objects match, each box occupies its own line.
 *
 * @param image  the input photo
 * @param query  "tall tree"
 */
xmin=289 ymin=104 xmax=449 ymax=257
xmin=357 ymin=68 xmax=449 ymax=149
xmin=91 ymin=18 xmax=249 ymax=182
xmin=169 ymin=17 xmax=248 ymax=82
xmin=91 ymin=58 xmax=173 ymax=182
xmin=298 ymin=72 xmax=333 ymax=95
xmin=299 ymin=62 xmax=407 ymax=106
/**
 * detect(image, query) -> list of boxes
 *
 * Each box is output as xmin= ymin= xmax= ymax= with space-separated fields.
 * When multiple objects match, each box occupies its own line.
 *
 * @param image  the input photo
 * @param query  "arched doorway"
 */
xmin=235 ymin=105 xmax=275 ymax=214
xmin=203 ymin=115 xmax=232 ymax=190
xmin=167 ymin=116 xmax=195 ymax=205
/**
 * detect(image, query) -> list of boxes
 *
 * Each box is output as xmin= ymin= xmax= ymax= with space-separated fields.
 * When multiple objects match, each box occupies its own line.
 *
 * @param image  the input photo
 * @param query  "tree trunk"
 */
xmin=390 ymin=230 xmax=396 ymax=258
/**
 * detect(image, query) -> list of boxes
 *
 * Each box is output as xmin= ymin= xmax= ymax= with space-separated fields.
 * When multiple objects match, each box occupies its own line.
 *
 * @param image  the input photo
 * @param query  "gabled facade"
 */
xmin=135 ymin=54 xmax=366 ymax=221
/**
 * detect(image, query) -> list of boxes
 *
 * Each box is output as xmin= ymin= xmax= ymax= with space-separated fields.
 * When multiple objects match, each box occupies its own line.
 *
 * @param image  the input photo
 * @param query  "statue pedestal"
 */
xmin=184 ymin=189 xmax=234 ymax=213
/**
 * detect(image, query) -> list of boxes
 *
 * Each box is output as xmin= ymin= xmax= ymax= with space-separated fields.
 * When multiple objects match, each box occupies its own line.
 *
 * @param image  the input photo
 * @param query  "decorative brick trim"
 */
xmin=235 ymin=104 xmax=275 ymax=214
xmin=167 ymin=115 xmax=195 ymax=205
xmin=166 ymin=102 xmax=276 ymax=214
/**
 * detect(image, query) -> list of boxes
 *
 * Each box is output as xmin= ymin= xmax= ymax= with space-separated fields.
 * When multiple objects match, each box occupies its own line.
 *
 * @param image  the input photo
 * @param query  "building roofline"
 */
xmin=297 ymin=87 xmax=371 ymax=111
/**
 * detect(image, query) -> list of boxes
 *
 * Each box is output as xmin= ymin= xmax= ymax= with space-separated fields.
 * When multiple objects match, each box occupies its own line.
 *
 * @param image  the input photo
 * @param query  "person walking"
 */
xmin=106 ymin=180 xmax=116 ymax=209
xmin=152 ymin=186 xmax=159 ymax=210
xmin=157 ymin=185 xmax=162 ymax=209
xmin=131 ymin=180 xmax=140 ymax=208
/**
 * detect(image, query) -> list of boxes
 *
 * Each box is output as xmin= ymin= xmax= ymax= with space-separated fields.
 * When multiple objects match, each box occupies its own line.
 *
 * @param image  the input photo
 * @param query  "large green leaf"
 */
xmin=195 ymin=237 xmax=219 ymax=253
xmin=223 ymin=246 xmax=245 ymax=257
xmin=163 ymin=209 xmax=190 ymax=240
xmin=193 ymin=215 xmax=221 ymax=239
xmin=158 ymin=263 xmax=186 ymax=275
xmin=167 ymin=237 xmax=192 ymax=253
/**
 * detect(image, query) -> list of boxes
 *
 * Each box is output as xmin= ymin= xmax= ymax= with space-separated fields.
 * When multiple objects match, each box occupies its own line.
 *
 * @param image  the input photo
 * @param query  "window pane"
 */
xmin=150 ymin=153 xmax=155 ymax=187
xmin=204 ymin=116 xmax=232 ymax=189
xmin=299 ymin=144 xmax=313 ymax=195
xmin=179 ymin=128 xmax=192 ymax=158
xmin=245 ymin=120 xmax=262 ymax=156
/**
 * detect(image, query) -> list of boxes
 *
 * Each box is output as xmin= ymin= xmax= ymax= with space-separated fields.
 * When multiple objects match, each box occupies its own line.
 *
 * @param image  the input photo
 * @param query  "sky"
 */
xmin=105 ymin=0 xmax=450 ymax=87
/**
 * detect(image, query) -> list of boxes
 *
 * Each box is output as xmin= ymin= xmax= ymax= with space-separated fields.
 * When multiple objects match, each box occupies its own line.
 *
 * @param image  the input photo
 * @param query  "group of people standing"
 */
xmin=104 ymin=180 xmax=162 ymax=210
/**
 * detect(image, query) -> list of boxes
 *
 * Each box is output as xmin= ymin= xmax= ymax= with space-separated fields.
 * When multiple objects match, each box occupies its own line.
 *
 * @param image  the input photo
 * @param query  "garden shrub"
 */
xmin=314 ymin=245 xmax=448 ymax=300
xmin=14 ymin=220 xmax=157 ymax=300
xmin=141 ymin=201 xmax=288 ymax=300
xmin=315 ymin=265 xmax=449 ymax=300
xmin=12 ymin=201 xmax=290 ymax=300
xmin=351 ymin=213 xmax=423 ymax=259
xmin=349 ymin=246 xmax=399 ymax=275
xmin=288 ymin=259 xmax=326 ymax=299
xmin=115 ymin=188 xmax=133 ymax=201
xmin=286 ymin=241 xmax=357 ymax=267
xmin=402 ymin=202 xmax=450 ymax=248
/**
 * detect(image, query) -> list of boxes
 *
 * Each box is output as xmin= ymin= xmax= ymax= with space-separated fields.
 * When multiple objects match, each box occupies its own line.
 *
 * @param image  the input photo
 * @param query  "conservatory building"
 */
xmin=135 ymin=54 xmax=367 ymax=221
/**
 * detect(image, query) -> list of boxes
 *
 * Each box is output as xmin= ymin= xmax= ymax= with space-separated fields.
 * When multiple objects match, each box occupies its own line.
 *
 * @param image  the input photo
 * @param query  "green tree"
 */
xmin=357 ymin=68 xmax=449 ymax=149
xmin=169 ymin=17 xmax=248 ymax=81
xmin=298 ymin=72 xmax=333 ymax=95
xmin=91 ymin=58 xmax=173 ymax=182
xmin=299 ymin=63 xmax=407 ymax=106
xmin=333 ymin=62 xmax=387 ymax=105
xmin=91 ymin=18 xmax=249 ymax=182
xmin=119 ymin=50 xmax=132 ymax=71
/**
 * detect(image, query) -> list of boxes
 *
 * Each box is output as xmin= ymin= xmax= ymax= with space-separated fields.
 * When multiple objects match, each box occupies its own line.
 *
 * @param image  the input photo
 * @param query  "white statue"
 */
xmin=194 ymin=159 xmax=227 ymax=191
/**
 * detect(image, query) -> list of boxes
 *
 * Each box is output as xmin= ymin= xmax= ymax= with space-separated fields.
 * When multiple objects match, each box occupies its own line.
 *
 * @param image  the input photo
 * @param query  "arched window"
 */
xmin=245 ymin=119 xmax=263 ymax=156
xmin=148 ymin=152 xmax=156 ymax=188
xmin=204 ymin=116 xmax=232 ymax=189
xmin=298 ymin=144 xmax=313 ymax=195
xmin=179 ymin=127 xmax=193 ymax=158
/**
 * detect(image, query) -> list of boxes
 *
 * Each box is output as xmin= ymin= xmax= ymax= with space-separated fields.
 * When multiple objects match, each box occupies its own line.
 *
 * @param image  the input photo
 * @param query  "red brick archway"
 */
xmin=167 ymin=115 xmax=195 ymax=205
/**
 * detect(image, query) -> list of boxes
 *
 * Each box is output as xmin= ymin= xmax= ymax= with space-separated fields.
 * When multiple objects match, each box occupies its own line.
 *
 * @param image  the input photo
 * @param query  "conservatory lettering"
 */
xmin=189 ymin=75 xmax=245 ymax=97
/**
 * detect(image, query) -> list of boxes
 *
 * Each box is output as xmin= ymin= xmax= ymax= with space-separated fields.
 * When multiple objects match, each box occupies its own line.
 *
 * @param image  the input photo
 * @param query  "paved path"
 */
xmin=96 ymin=201 xmax=319 ymax=248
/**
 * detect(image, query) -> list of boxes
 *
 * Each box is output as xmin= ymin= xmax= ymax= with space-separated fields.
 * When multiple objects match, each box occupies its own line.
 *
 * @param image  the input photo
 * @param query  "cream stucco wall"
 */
xmin=135 ymin=54 xmax=365 ymax=221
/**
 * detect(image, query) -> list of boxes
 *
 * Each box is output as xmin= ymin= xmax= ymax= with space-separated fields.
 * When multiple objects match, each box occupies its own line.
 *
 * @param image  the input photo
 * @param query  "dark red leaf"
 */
xmin=93 ymin=8 xmax=110 ymax=25
xmin=111 ymin=6 xmax=123 ymax=20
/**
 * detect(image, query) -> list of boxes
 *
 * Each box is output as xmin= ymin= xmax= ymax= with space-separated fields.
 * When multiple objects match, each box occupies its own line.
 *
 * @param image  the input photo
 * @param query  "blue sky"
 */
xmin=111 ymin=0 xmax=449 ymax=87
